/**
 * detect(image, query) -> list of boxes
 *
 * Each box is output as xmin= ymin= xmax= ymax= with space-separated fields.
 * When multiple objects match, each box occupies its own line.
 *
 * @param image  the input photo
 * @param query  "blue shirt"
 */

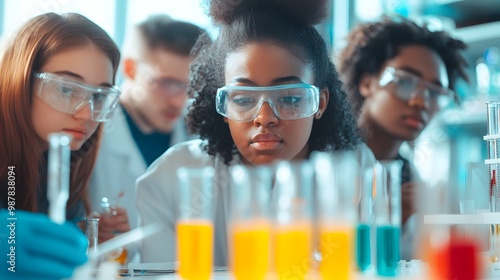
xmin=123 ymin=107 xmax=172 ymax=166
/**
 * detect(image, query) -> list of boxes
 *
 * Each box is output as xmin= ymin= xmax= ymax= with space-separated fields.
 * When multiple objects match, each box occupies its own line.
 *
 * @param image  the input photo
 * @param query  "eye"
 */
xmin=93 ymin=93 xmax=107 ymax=102
xmin=280 ymin=96 xmax=302 ymax=104
xmin=425 ymin=84 xmax=449 ymax=99
xmin=162 ymin=80 xmax=187 ymax=91
xmin=59 ymin=85 xmax=75 ymax=96
xmin=394 ymin=75 xmax=416 ymax=88
xmin=229 ymin=94 xmax=255 ymax=106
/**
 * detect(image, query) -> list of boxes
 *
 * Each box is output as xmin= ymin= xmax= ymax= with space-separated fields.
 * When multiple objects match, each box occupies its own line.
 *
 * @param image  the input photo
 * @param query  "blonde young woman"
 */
xmin=0 ymin=13 xmax=122 ymax=279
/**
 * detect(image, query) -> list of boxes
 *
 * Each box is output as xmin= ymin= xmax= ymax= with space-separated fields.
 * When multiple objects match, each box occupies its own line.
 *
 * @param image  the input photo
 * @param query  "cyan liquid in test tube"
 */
xmin=373 ymin=161 xmax=402 ymax=277
xmin=356 ymin=167 xmax=375 ymax=273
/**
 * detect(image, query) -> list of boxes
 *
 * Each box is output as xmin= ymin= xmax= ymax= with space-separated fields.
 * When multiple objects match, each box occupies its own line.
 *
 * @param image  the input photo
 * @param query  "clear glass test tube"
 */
xmin=272 ymin=161 xmax=314 ymax=280
xmin=313 ymin=151 xmax=358 ymax=280
xmin=229 ymin=165 xmax=272 ymax=280
xmin=487 ymin=101 xmax=500 ymax=135
xmin=356 ymin=167 xmax=375 ymax=273
xmin=373 ymin=160 xmax=402 ymax=277
xmin=85 ymin=217 xmax=100 ymax=255
xmin=47 ymin=133 xmax=72 ymax=224
xmin=176 ymin=166 xmax=215 ymax=280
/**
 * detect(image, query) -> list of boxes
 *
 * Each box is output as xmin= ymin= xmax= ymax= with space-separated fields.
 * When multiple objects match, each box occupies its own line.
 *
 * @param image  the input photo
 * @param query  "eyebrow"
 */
xmin=54 ymin=70 xmax=113 ymax=87
xmin=398 ymin=66 xmax=443 ymax=87
xmin=229 ymin=76 xmax=306 ymax=85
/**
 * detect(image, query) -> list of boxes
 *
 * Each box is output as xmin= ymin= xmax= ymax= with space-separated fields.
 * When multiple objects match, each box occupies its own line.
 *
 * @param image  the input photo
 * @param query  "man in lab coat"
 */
xmin=89 ymin=15 xmax=207 ymax=262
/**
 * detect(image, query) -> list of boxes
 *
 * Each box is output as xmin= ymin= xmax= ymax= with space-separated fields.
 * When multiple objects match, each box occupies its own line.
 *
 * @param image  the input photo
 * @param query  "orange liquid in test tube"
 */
xmin=231 ymin=221 xmax=271 ymax=280
xmin=108 ymin=247 xmax=128 ymax=265
xmin=274 ymin=222 xmax=312 ymax=280
xmin=318 ymin=226 xmax=354 ymax=280
xmin=177 ymin=220 xmax=214 ymax=280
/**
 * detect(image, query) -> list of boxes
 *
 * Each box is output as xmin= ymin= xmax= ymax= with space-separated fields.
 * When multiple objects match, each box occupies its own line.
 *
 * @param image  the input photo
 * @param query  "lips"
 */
xmin=161 ymin=110 xmax=180 ymax=120
xmin=251 ymin=133 xmax=283 ymax=151
xmin=62 ymin=128 xmax=88 ymax=140
xmin=403 ymin=115 xmax=425 ymax=130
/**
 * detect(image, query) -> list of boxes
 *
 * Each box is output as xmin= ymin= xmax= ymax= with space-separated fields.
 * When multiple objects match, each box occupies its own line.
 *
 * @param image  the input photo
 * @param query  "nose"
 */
xmin=170 ymin=93 xmax=188 ymax=107
xmin=408 ymin=87 xmax=430 ymax=110
xmin=253 ymin=101 xmax=278 ymax=126
xmin=73 ymin=100 xmax=93 ymax=120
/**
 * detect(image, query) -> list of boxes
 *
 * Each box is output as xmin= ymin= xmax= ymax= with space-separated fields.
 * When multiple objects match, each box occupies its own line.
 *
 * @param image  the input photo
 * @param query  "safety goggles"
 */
xmin=33 ymin=72 xmax=121 ymax=122
xmin=378 ymin=67 xmax=454 ymax=110
xmin=215 ymin=84 xmax=319 ymax=121
xmin=140 ymin=63 xmax=188 ymax=97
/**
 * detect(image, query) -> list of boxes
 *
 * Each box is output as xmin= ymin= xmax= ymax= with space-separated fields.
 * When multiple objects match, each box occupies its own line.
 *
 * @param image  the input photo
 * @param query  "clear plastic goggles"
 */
xmin=378 ymin=67 xmax=454 ymax=110
xmin=215 ymin=84 xmax=320 ymax=121
xmin=140 ymin=63 xmax=188 ymax=97
xmin=34 ymin=72 xmax=121 ymax=122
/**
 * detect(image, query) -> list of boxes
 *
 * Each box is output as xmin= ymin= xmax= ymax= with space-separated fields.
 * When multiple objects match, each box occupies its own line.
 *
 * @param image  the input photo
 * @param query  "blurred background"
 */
xmin=0 ymin=0 xmax=499 ymax=213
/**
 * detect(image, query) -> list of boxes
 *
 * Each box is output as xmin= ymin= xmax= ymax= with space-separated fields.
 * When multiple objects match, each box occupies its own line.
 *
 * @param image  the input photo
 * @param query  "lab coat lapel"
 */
xmin=103 ymin=106 xmax=147 ymax=178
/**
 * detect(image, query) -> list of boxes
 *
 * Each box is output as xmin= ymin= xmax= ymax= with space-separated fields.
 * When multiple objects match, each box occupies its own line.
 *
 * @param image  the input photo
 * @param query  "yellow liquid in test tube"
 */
xmin=318 ymin=226 xmax=354 ymax=280
xmin=274 ymin=222 xmax=312 ymax=280
xmin=177 ymin=220 xmax=213 ymax=280
xmin=231 ymin=220 xmax=271 ymax=280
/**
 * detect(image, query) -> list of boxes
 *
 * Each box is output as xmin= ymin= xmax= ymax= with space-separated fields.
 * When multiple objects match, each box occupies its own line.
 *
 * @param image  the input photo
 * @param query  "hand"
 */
xmin=0 ymin=210 xmax=87 ymax=280
xmin=97 ymin=207 xmax=130 ymax=243
xmin=402 ymin=181 xmax=417 ymax=224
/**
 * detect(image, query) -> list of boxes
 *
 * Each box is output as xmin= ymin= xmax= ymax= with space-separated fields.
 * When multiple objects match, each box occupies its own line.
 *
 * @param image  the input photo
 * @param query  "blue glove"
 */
xmin=0 ymin=210 xmax=88 ymax=280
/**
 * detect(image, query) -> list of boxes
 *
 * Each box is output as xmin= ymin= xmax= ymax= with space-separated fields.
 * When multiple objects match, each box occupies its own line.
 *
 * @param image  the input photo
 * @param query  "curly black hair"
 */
xmin=337 ymin=16 xmax=469 ymax=118
xmin=187 ymin=0 xmax=360 ymax=164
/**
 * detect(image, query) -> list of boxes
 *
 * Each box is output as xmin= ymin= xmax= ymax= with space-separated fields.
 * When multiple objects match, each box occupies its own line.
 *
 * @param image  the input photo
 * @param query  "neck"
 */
xmin=120 ymin=82 xmax=154 ymax=134
xmin=361 ymin=121 xmax=402 ymax=161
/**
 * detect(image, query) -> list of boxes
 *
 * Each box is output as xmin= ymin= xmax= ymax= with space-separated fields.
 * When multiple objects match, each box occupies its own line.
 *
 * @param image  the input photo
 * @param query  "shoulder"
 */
xmin=137 ymin=139 xmax=212 ymax=185
xmin=153 ymin=139 xmax=210 ymax=165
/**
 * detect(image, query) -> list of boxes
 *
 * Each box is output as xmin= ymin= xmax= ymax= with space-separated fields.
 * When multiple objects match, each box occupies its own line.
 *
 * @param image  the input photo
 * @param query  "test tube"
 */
xmin=47 ymin=133 xmax=72 ymax=224
xmin=100 ymin=197 xmax=127 ymax=264
xmin=356 ymin=167 xmax=375 ymax=273
xmin=85 ymin=217 xmax=100 ymax=255
xmin=229 ymin=165 xmax=272 ymax=280
xmin=487 ymin=101 xmax=500 ymax=135
xmin=176 ymin=166 xmax=215 ymax=280
xmin=272 ymin=161 xmax=314 ymax=280
xmin=373 ymin=160 xmax=402 ymax=277
xmin=313 ymin=151 xmax=358 ymax=280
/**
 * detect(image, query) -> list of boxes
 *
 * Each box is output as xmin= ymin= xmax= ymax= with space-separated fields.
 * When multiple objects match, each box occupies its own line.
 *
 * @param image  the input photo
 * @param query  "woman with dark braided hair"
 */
xmin=136 ymin=0 xmax=374 ymax=264
xmin=338 ymin=16 xmax=469 ymax=260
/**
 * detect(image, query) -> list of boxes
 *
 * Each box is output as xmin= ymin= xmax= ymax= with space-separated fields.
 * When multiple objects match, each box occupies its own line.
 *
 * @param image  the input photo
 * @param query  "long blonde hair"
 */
xmin=0 ymin=13 xmax=120 ymax=212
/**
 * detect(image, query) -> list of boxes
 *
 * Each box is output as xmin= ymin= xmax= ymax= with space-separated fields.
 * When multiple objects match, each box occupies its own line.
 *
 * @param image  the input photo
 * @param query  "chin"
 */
xmin=399 ymin=132 xmax=420 ymax=142
xmin=154 ymin=123 xmax=175 ymax=133
xmin=70 ymin=141 xmax=86 ymax=151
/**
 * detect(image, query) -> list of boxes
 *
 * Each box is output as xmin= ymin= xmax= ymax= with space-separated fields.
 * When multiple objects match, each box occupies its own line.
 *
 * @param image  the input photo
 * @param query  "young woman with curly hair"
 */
xmin=337 ymin=16 xmax=469 ymax=260
xmin=136 ymin=0 xmax=374 ymax=265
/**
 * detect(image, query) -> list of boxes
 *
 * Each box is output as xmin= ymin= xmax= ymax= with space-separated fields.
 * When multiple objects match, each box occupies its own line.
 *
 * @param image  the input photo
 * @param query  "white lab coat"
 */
xmin=89 ymin=105 xmax=189 ymax=261
xmin=136 ymin=139 xmax=376 ymax=265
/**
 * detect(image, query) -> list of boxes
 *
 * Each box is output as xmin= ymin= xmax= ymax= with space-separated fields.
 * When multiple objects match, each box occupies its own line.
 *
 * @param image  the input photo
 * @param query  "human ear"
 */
xmin=359 ymin=73 xmax=375 ymax=98
xmin=315 ymin=87 xmax=329 ymax=119
xmin=123 ymin=58 xmax=137 ymax=80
